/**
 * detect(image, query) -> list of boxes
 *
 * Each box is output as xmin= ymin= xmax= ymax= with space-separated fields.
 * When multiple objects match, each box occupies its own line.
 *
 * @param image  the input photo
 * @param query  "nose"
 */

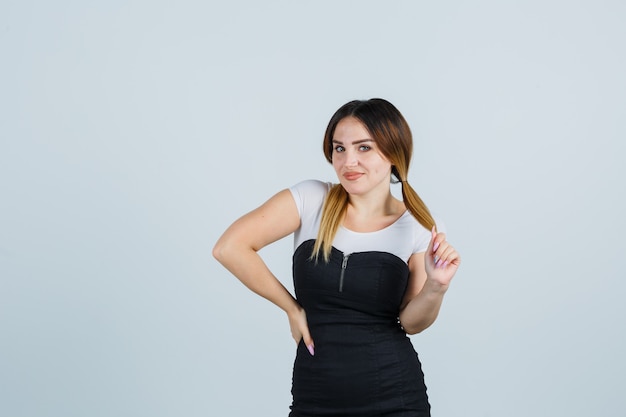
xmin=344 ymin=149 xmax=358 ymax=168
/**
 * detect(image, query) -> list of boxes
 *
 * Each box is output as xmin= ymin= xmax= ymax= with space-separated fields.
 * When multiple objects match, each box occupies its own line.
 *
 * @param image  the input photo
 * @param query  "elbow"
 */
xmin=402 ymin=324 xmax=424 ymax=335
xmin=212 ymin=242 xmax=224 ymax=263
xmin=212 ymin=239 xmax=232 ymax=265
xmin=399 ymin=317 xmax=418 ymax=335
xmin=399 ymin=311 xmax=423 ymax=335
xmin=213 ymin=236 xmax=253 ymax=266
xmin=399 ymin=314 xmax=432 ymax=335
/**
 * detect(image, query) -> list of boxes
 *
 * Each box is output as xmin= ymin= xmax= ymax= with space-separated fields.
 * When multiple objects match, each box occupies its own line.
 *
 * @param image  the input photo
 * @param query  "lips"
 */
xmin=343 ymin=172 xmax=363 ymax=181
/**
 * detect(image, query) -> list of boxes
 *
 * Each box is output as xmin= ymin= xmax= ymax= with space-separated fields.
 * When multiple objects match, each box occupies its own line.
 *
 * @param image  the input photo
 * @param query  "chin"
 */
xmin=340 ymin=182 xmax=368 ymax=195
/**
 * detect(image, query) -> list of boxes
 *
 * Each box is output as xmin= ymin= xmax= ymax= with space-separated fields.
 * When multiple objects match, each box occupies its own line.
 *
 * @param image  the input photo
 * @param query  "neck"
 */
xmin=347 ymin=186 xmax=401 ymax=218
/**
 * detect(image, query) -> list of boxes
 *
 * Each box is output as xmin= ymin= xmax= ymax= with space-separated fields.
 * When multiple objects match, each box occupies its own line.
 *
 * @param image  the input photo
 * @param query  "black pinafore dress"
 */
xmin=289 ymin=239 xmax=430 ymax=417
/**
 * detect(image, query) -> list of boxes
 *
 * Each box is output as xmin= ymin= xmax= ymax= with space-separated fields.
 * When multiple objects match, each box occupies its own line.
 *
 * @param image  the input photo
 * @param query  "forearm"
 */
xmin=213 ymin=243 xmax=300 ymax=315
xmin=398 ymin=278 xmax=448 ymax=335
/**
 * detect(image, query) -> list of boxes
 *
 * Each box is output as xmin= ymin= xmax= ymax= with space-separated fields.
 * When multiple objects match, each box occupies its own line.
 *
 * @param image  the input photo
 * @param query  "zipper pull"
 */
xmin=339 ymin=254 xmax=350 ymax=292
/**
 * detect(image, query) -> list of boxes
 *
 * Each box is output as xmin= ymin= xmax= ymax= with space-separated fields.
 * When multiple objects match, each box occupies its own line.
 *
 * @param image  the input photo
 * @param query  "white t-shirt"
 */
xmin=288 ymin=179 xmax=444 ymax=264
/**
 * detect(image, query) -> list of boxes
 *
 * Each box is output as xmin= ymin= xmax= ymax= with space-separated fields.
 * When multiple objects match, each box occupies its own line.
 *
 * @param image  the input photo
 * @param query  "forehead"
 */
xmin=333 ymin=117 xmax=372 ymax=143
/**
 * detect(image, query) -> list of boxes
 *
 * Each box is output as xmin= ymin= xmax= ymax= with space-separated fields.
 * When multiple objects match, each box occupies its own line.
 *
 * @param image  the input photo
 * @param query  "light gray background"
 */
xmin=1 ymin=1 xmax=624 ymax=416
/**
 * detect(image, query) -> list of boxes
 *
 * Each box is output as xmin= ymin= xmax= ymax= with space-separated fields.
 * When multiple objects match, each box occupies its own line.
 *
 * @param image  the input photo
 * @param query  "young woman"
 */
xmin=213 ymin=98 xmax=460 ymax=416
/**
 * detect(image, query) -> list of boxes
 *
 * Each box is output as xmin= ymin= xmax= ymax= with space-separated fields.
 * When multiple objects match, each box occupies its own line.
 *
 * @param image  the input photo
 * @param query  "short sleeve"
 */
xmin=289 ymin=180 xmax=331 ymax=218
xmin=288 ymin=180 xmax=331 ymax=250
xmin=413 ymin=217 xmax=447 ymax=254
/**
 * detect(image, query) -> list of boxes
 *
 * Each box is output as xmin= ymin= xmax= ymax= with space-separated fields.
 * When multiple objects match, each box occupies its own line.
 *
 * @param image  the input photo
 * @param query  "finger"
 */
xmin=441 ymin=249 xmax=461 ymax=269
xmin=448 ymin=251 xmax=461 ymax=267
xmin=433 ymin=241 xmax=450 ymax=265
xmin=300 ymin=324 xmax=315 ymax=356
xmin=438 ymin=245 xmax=455 ymax=262
xmin=433 ymin=232 xmax=447 ymax=254
xmin=298 ymin=310 xmax=315 ymax=356
xmin=292 ymin=330 xmax=303 ymax=344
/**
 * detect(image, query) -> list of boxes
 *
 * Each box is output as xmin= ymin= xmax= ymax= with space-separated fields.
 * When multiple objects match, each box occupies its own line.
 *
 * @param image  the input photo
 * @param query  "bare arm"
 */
xmin=399 ymin=229 xmax=460 ymax=335
xmin=212 ymin=189 xmax=315 ymax=354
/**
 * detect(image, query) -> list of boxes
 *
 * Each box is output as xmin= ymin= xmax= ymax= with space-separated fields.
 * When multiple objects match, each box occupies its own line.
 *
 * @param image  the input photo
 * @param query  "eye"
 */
xmin=334 ymin=145 xmax=345 ymax=152
xmin=359 ymin=145 xmax=371 ymax=151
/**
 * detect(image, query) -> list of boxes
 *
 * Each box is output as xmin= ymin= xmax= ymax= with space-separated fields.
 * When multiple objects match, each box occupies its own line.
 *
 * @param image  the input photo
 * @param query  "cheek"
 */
xmin=374 ymin=164 xmax=392 ymax=178
xmin=368 ymin=155 xmax=391 ymax=173
xmin=331 ymin=152 xmax=344 ymax=165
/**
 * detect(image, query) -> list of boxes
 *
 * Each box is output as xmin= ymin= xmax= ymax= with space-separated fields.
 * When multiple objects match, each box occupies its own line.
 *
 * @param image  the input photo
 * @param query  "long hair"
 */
xmin=312 ymin=98 xmax=436 ymax=262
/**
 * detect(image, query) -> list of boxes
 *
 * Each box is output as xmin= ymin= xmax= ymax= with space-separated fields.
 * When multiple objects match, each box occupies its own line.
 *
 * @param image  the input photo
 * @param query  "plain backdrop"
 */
xmin=1 ymin=1 xmax=625 ymax=416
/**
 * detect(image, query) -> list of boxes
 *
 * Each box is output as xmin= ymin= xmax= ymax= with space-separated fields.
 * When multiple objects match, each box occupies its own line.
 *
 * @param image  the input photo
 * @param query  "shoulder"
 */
xmin=288 ymin=180 xmax=332 ymax=216
xmin=289 ymin=179 xmax=331 ymax=196
xmin=404 ymin=214 xmax=446 ymax=254
xmin=289 ymin=180 xmax=332 ymax=216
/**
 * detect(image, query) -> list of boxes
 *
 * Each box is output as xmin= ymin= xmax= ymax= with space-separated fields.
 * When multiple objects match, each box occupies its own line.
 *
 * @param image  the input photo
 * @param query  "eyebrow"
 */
xmin=332 ymin=139 xmax=374 ymax=145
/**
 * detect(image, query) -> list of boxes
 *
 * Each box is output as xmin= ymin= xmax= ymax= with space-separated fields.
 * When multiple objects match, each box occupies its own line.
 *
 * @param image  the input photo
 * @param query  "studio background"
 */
xmin=1 ymin=1 xmax=624 ymax=416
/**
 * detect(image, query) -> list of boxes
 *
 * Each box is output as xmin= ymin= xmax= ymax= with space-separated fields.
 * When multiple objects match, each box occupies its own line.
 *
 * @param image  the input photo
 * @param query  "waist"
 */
xmin=306 ymin=307 xmax=400 ymax=327
xmin=307 ymin=321 xmax=408 ymax=348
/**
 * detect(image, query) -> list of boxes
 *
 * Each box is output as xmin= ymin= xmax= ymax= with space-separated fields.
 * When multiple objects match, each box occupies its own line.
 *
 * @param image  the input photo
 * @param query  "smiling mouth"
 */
xmin=343 ymin=172 xmax=363 ymax=181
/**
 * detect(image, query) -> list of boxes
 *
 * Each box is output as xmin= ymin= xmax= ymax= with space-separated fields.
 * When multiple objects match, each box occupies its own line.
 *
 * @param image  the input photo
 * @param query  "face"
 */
xmin=331 ymin=117 xmax=392 ymax=196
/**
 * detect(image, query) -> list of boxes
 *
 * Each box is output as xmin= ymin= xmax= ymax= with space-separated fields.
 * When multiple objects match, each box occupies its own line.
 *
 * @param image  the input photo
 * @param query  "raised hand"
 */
xmin=425 ymin=226 xmax=460 ymax=288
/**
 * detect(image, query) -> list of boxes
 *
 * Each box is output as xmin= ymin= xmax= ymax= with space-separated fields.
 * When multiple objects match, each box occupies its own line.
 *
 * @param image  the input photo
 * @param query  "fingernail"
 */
xmin=434 ymin=256 xmax=440 ymax=264
xmin=443 ymin=261 xmax=449 ymax=268
xmin=433 ymin=242 xmax=440 ymax=252
xmin=436 ymin=259 xmax=443 ymax=268
xmin=307 ymin=344 xmax=315 ymax=356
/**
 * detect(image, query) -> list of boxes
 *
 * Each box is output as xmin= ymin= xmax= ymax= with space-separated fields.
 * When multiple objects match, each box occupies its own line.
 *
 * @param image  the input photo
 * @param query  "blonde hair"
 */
xmin=312 ymin=98 xmax=436 ymax=262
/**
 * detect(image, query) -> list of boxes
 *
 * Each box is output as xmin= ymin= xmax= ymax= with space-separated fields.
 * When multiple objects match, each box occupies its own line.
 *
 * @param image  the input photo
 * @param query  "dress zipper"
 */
xmin=339 ymin=254 xmax=350 ymax=292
